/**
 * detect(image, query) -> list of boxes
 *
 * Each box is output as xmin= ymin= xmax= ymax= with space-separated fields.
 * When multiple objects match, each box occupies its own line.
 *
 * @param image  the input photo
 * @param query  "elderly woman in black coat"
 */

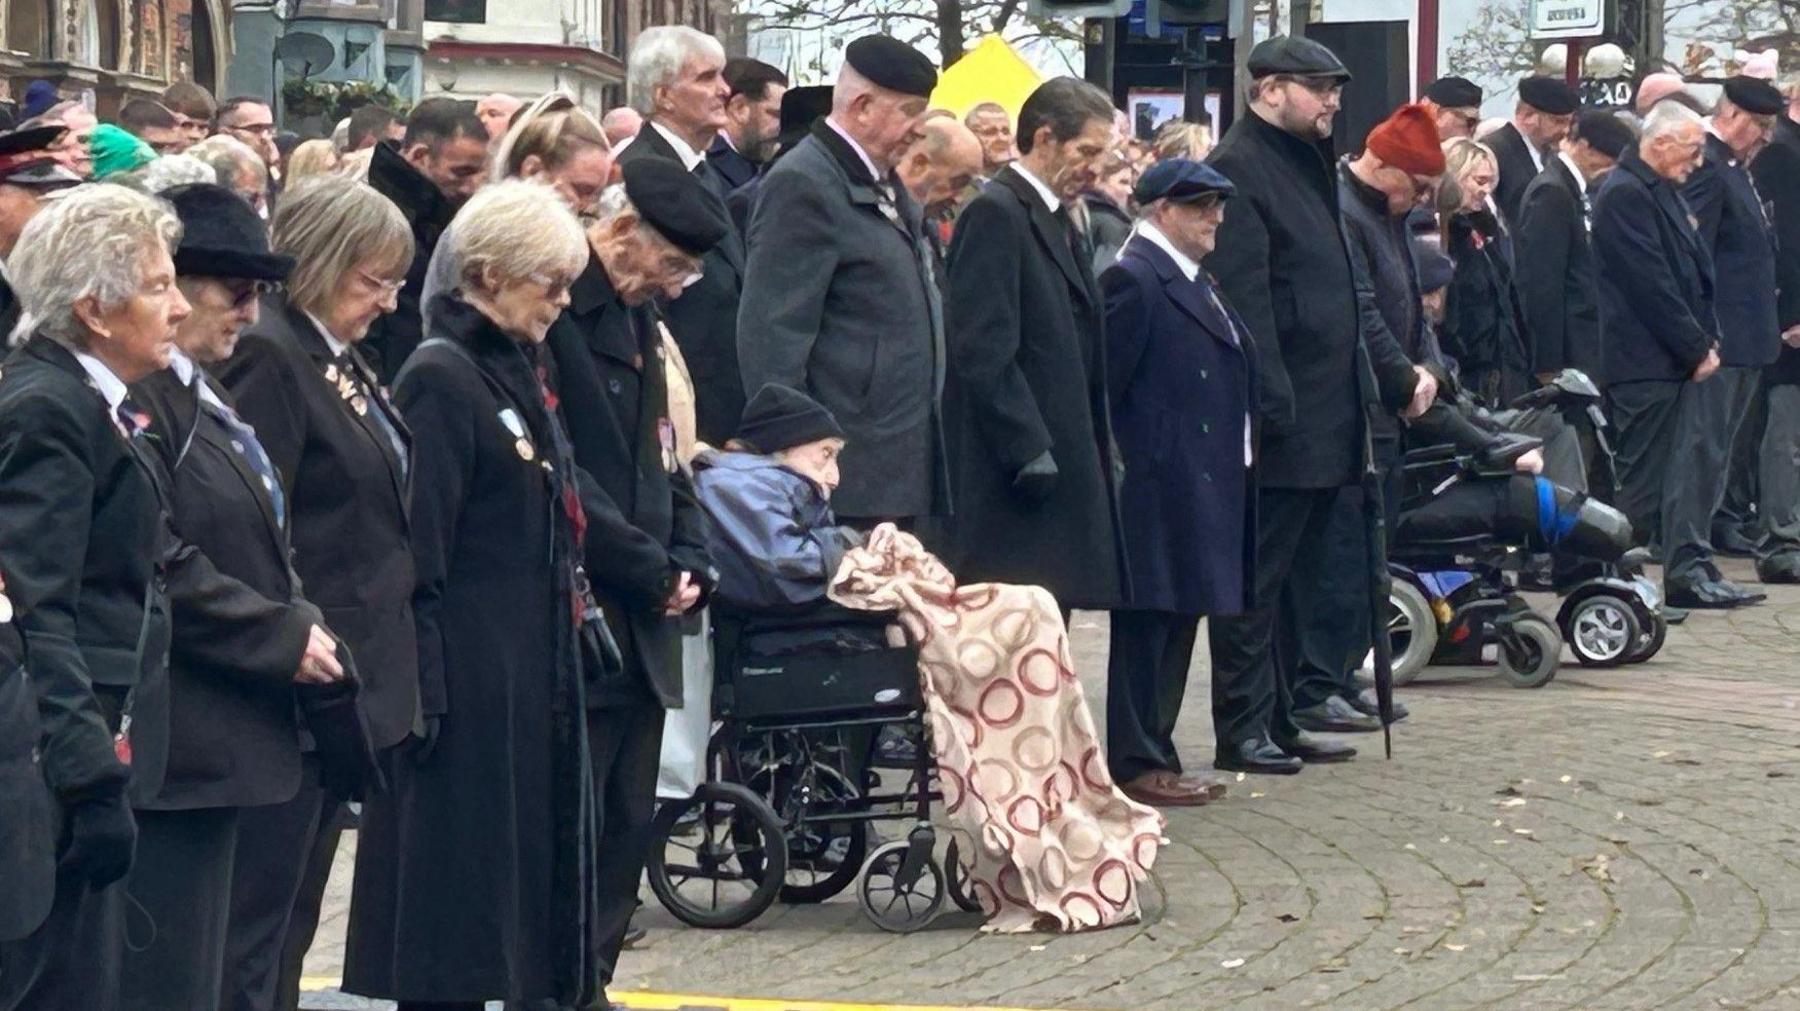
xmin=343 ymin=179 xmax=601 ymax=1010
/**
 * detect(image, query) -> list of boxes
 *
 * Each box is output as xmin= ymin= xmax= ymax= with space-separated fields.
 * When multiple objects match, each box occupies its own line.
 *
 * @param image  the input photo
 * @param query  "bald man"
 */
xmin=475 ymin=93 xmax=522 ymax=140
xmin=898 ymin=115 xmax=984 ymax=218
xmin=964 ymin=100 xmax=1015 ymax=176
xmin=602 ymin=106 xmax=643 ymax=147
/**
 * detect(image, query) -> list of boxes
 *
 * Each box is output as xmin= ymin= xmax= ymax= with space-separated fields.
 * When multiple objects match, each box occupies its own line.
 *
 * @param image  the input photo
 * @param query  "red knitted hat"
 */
xmin=1366 ymin=102 xmax=1446 ymax=176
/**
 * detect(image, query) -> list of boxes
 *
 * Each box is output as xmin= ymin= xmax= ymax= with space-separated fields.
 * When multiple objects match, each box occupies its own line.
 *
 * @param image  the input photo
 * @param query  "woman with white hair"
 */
xmin=0 ymin=184 xmax=190 ymax=1010
xmin=342 ymin=179 xmax=603 ymax=1010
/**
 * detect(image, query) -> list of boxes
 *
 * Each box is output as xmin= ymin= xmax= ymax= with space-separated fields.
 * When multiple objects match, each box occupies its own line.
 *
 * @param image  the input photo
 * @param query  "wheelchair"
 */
xmin=644 ymin=605 xmax=981 ymax=933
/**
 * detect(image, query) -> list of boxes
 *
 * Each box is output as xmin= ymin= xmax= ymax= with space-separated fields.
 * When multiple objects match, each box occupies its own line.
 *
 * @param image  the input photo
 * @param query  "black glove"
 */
xmin=58 ymin=794 xmax=137 ymax=887
xmin=1012 ymin=451 xmax=1059 ymax=504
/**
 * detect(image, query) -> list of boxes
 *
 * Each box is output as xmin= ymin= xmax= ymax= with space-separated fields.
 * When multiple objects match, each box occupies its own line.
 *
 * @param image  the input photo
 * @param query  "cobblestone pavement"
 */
xmin=305 ymin=559 xmax=1800 ymax=1010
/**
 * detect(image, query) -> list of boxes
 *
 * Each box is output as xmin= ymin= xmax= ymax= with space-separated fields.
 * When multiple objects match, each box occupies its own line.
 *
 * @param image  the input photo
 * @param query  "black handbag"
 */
xmin=296 ymin=638 xmax=385 ymax=801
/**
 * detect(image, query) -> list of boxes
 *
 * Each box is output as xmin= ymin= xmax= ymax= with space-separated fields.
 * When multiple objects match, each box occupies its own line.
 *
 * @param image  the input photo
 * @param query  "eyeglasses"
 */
xmin=528 ymin=273 xmax=575 ymax=299
xmin=357 ymin=270 xmax=406 ymax=296
xmin=1278 ymin=75 xmax=1345 ymax=99
xmin=223 ymin=279 xmax=277 ymax=309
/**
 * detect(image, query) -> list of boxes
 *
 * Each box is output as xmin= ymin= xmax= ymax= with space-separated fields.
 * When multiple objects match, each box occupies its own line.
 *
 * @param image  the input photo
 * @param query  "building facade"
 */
xmin=1 ymin=0 xmax=229 ymax=115
xmin=228 ymin=0 xmax=426 ymax=129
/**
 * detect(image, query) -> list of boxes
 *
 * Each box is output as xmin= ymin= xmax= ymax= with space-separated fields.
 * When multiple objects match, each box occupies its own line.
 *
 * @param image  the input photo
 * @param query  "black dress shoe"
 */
xmin=1667 ymin=579 xmax=1760 ymax=609
xmin=1713 ymin=525 xmax=1760 ymax=558
xmin=1348 ymin=688 xmax=1408 ymax=722
xmin=1215 ymin=736 xmax=1303 ymax=775
xmin=1292 ymin=695 xmax=1382 ymax=733
xmin=1714 ymin=577 xmax=1767 ymax=605
xmin=1273 ymin=730 xmax=1357 ymax=763
xmin=1757 ymin=553 xmax=1800 ymax=584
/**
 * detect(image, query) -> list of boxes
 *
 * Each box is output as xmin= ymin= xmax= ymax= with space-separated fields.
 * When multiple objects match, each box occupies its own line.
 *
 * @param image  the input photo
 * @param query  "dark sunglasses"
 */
xmin=223 ymin=280 xmax=278 ymax=309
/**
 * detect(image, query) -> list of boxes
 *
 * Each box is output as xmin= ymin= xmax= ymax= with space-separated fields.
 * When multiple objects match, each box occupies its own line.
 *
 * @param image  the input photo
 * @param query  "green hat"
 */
xmin=90 ymin=124 xmax=155 ymax=180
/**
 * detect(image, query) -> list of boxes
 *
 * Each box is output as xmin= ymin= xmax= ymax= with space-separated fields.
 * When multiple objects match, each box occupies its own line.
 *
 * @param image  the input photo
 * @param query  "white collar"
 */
xmin=302 ymin=310 xmax=348 ymax=357
xmin=1010 ymin=162 xmax=1062 ymax=212
xmin=1557 ymin=150 xmax=1588 ymax=196
xmin=168 ymin=347 xmax=229 ymax=410
xmin=1131 ymin=221 xmax=1199 ymax=281
xmin=1513 ymin=122 xmax=1546 ymax=172
xmin=72 ymin=349 xmax=128 ymax=413
xmin=824 ymin=117 xmax=883 ymax=182
xmin=649 ymin=120 xmax=706 ymax=172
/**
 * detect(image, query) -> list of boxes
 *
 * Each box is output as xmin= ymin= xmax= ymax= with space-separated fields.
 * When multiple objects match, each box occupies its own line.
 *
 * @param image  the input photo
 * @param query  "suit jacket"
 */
xmin=618 ymin=123 xmax=748 ymax=445
xmin=943 ymin=165 xmax=1125 ymax=608
xmin=218 ymin=298 xmax=419 ymax=748
xmin=1516 ymin=155 xmax=1602 ymax=376
xmin=1754 ymin=115 xmax=1800 ymax=385
xmin=1103 ymin=236 xmax=1257 ymax=615
xmin=1487 ymin=122 xmax=1543 ymax=228
xmin=738 ymin=123 xmax=947 ymax=520
xmin=1204 ymin=110 xmax=1366 ymax=489
xmin=1684 ymin=134 xmax=1780 ymax=367
xmin=0 ymin=613 xmax=52 ymax=941
xmin=1591 ymin=147 xmax=1719 ymax=384
xmin=131 ymin=365 xmax=319 ymax=809
xmin=544 ymin=255 xmax=715 ymax=709
xmin=706 ymin=134 xmax=758 ymax=191
xmin=0 ymin=336 xmax=171 ymax=810
xmin=363 ymin=142 xmax=455 ymax=384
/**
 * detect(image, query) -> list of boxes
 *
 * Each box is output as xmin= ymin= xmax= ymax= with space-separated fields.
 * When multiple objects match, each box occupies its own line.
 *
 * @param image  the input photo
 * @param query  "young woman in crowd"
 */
xmin=1439 ymin=136 xmax=1534 ymax=404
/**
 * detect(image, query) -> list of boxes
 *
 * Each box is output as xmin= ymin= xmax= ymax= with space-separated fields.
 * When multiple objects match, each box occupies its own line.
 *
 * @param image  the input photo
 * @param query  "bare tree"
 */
xmin=1445 ymin=0 xmax=1540 ymax=82
xmin=750 ymin=0 xmax=1081 ymax=70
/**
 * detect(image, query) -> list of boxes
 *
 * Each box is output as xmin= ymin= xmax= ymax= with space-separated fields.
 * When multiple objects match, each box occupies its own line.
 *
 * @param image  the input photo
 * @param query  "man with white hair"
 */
xmin=1593 ymin=102 xmax=1751 ymax=609
xmin=619 ymin=25 xmax=748 ymax=443
xmin=737 ymin=34 xmax=947 ymax=526
xmin=185 ymin=133 xmax=268 ymax=217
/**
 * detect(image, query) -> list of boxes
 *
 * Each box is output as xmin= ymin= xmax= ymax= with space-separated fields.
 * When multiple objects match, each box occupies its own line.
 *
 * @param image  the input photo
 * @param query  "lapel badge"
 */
xmin=499 ymin=408 xmax=535 ymax=461
xmin=324 ymin=363 xmax=340 ymax=384
xmin=349 ymin=393 xmax=369 ymax=416
xmin=515 ymin=437 xmax=537 ymax=461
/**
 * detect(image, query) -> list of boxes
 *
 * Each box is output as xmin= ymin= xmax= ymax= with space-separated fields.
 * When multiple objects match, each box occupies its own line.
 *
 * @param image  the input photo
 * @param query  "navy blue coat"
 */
xmin=1683 ymin=134 xmax=1780 ymax=367
xmin=1592 ymin=147 xmax=1719 ymax=384
xmin=1102 ymin=236 xmax=1257 ymax=616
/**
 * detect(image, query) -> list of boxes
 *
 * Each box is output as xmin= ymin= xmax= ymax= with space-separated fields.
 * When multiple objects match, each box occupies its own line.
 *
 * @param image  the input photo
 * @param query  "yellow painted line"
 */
xmin=301 ymin=979 xmax=1075 ymax=1011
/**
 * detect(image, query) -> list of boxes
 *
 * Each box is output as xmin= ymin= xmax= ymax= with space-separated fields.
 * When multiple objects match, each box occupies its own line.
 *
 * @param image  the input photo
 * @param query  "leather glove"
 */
xmin=1012 ymin=451 xmax=1059 ymax=504
xmin=58 ymin=794 xmax=137 ymax=887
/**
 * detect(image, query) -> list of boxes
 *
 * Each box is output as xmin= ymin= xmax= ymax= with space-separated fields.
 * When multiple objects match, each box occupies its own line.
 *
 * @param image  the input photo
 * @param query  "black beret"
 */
xmin=1723 ymin=75 xmax=1785 ymax=116
xmin=1518 ymin=75 xmax=1579 ymax=115
xmin=1423 ymin=76 xmax=1482 ymax=108
xmin=1247 ymin=36 xmax=1351 ymax=82
xmin=737 ymin=383 xmax=844 ymax=454
xmin=844 ymin=35 xmax=937 ymax=100
xmin=621 ymin=159 xmax=728 ymax=257
xmin=1573 ymin=109 xmax=1635 ymax=160
xmin=166 ymin=183 xmax=294 ymax=282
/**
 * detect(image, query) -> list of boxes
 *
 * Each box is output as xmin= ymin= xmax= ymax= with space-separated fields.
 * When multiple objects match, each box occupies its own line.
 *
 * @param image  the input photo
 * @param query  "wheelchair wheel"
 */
xmin=1496 ymin=615 xmax=1561 ymax=688
xmin=1628 ymin=610 xmax=1668 ymax=664
xmin=857 ymin=838 xmax=945 ymax=933
xmin=944 ymin=837 xmax=983 ymax=914
xmin=1564 ymin=595 xmax=1641 ymax=668
xmin=741 ymin=760 xmax=868 ymax=905
xmin=1386 ymin=579 xmax=1438 ymax=685
xmin=647 ymin=782 xmax=786 ymax=929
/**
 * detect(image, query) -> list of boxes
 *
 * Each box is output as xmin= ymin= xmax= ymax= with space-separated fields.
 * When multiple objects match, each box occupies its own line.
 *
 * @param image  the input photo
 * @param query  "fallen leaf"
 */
xmin=1249 ymin=791 xmax=1265 ymax=799
xmin=1559 ymin=775 xmax=1573 ymax=783
xmin=1404 ymin=843 xmax=1417 ymax=850
xmin=1439 ymin=836 xmax=1450 ymax=843
xmin=1653 ymin=750 xmax=1672 ymax=758
xmin=1498 ymin=798 xmax=1528 ymax=808
xmin=1393 ymin=947 xmax=1411 ymax=955
xmin=1445 ymin=943 xmax=1467 ymax=952
xmin=1221 ymin=957 xmax=1245 ymax=968
xmin=1276 ymin=913 xmax=1299 ymax=923
xmin=1030 ymin=944 xmax=1046 ymax=952
xmin=1496 ymin=784 xmax=1523 ymax=797
xmin=1514 ymin=828 xmax=1535 ymax=837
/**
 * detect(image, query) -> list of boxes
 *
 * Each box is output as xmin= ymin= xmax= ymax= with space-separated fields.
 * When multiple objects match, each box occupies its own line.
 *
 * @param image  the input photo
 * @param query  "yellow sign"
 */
xmin=929 ymin=35 xmax=1045 ymax=122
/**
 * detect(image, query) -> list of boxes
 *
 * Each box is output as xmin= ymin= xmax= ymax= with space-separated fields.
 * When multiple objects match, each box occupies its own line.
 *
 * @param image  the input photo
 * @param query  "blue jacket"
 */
xmin=1592 ymin=147 xmax=1719 ymax=384
xmin=691 ymin=450 xmax=862 ymax=614
xmin=1102 ymin=235 xmax=1258 ymax=616
xmin=1683 ymin=134 xmax=1780 ymax=367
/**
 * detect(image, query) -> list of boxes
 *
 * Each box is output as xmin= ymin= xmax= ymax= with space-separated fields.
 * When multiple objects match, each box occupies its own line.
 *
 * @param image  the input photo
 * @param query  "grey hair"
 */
xmin=271 ymin=175 xmax=414 ymax=317
xmin=8 ymin=184 xmax=182 ymax=347
xmin=444 ymin=179 xmax=588 ymax=293
xmin=186 ymin=134 xmax=267 ymax=190
xmin=1642 ymin=100 xmax=1705 ymax=141
xmin=627 ymin=26 xmax=724 ymax=116
xmin=131 ymin=154 xmax=218 ymax=194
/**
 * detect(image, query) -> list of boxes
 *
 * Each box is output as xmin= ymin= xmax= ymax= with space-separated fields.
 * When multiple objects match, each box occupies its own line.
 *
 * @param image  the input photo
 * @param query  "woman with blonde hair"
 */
xmin=1152 ymin=118 xmax=1214 ymax=161
xmin=283 ymin=138 xmax=341 ymax=184
xmin=1438 ymin=136 xmax=1533 ymax=402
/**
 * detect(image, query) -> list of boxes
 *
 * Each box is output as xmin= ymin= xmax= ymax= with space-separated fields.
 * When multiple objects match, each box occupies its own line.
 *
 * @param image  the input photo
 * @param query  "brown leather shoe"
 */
xmin=1119 ymin=770 xmax=1214 ymax=807
xmin=1172 ymin=771 xmax=1229 ymax=801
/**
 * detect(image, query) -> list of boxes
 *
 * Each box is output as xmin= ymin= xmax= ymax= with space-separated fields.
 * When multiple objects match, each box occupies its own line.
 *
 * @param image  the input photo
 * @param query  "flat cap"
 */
xmin=1134 ymin=158 xmax=1234 ymax=205
xmin=1723 ymin=75 xmax=1785 ymax=116
xmin=1573 ymin=109 xmax=1635 ymax=160
xmin=0 ymin=125 xmax=80 ymax=189
xmin=844 ymin=35 xmax=937 ymax=99
xmin=1423 ymin=76 xmax=1482 ymax=108
xmin=1247 ymin=36 xmax=1351 ymax=82
xmin=621 ymin=158 xmax=728 ymax=257
xmin=1517 ymin=75 xmax=1579 ymax=115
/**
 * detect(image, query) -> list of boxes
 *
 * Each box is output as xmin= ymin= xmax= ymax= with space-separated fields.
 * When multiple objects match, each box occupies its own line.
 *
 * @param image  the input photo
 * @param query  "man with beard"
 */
xmin=363 ymin=98 xmax=488 ymax=382
xmin=708 ymin=58 xmax=788 ymax=190
xmin=1486 ymin=75 xmax=1579 ymax=227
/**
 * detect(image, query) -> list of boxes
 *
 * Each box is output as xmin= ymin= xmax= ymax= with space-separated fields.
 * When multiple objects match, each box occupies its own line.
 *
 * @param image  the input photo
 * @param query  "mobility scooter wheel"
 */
xmin=1497 ymin=615 xmax=1562 ymax=688
xmin=1629 ymin=609 xmax=1668 ymax=663
xmin=1564 ymin=595 xmax=1642 ymax=668
xmin=647 ymin=782 xmax=788 ymax=929
xmin=1386 ymin=580 xmax=1438 ymax=685
xmin=858 ymin=835 xmax=946 ymax=932
xmin=944 ymin=837 xmax=984 ymax=914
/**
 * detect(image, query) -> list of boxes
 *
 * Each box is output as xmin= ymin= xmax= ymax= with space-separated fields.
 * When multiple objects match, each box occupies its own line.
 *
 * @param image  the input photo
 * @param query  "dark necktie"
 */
xmin=115 ymin=398 xmax=148 ymax=439
xmin=203 ymin=393 xmax=286 ymax=528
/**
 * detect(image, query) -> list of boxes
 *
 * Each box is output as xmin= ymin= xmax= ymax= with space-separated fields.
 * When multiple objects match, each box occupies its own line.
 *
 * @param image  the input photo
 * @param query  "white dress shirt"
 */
xmin=73 ymin=350 xmax=128 ymax=415
xmin=649 ymin=121 xmax=706 ymax=172
xmin=303 ymin=311 xmax=349 ymax=357
xmin=1009 ymin=161 xmax=1062 ymax=212
xmin=823 ymin=117 xmax=883 ymax=182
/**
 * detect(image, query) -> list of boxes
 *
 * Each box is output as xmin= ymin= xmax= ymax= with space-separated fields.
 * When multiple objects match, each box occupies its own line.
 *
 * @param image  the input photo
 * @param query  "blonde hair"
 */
xmin=497 ymin=93 xmax=610 ymax=182
xmin=445 ymin=179 xmax=587 ymax=293
xmin=1152 ymin=120 xmax=1213 ymax=161
xmin=1441 ymin=136 xmax=1497 ymax=189
xmin=11 ymin=184 xmax=182 ymax=346
xmin=284 ymin=139 xmax=341 ymax=184
xmin=271 ymin=175 xmax=413 ymax=316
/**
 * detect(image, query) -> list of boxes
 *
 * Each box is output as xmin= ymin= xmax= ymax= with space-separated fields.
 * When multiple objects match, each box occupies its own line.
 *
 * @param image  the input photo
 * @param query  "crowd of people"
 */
xmin=0 ymin=19 xmax=1795 ymax=1011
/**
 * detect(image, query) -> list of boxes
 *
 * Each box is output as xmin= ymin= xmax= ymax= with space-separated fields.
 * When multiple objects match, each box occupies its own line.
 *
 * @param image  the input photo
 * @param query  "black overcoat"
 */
xmin=738 ymin=124 xmax=947 ymax=520
xmin=1487 ymin=122 xmax=1542 ymax=228
xmin=0 ymin=610 xmax=52 ymax=942
xmin=1204 ymin=111 xmax=1365 ymax=490
xmin=545 ymin=255 xmax=714 ymax=709
xmin=130 ymin=363 xmax=318 ymax=810
xmin=618 ymin=123 xmax=749 ymax=445
xmin=218 ymin=297 xmax=419 ymax=749
xmin=706 ymin=134 xmax=758 ymax=191
xmin=1445 ymin=211 xmax=1534 ymax=403
xmin=1755 ymin=116 xmax=1800 ymax=386
xmin=344 ymin=296 xmax=600 ymax=1005
xmin=1515 ymin=156 xmax=1602 ymax=376
xmin=1684 ymin=134 xmax=1780 ymax=367
xmin=1102 ymin=236 xmax=1258 ymax=616
xmin=942 ymin=165 xmax=1125 ymax=608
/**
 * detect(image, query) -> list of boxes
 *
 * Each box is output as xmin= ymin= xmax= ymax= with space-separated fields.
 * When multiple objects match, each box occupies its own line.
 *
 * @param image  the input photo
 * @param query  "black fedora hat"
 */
xmin=163 ymin=182 xmax=294 ymax=283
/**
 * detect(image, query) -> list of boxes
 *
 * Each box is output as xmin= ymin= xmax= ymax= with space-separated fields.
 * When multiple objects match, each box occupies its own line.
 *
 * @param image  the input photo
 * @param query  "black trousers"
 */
xmin=221 ymin=758 xmax=341 ymax=1011
xmin=588 ymin=700 xmax=665 ymax=991
xmin=119 ymin=806 xmax=239 ymax=1011
xmin=0 ymin=860 xmax=123 ymax=1011
xmin=1717 ymin=368 xmax=1767 ymax=536
xmin=1105 ymin=610 xmax=1199 ymax=783
xmin=1206 ymin=485 xmax=1341 ymax=755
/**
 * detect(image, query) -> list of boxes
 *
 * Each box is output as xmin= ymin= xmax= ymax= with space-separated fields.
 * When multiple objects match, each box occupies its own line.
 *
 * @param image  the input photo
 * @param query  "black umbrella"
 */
xmin=1362 ymin=466 xmax=1396 ymax=758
